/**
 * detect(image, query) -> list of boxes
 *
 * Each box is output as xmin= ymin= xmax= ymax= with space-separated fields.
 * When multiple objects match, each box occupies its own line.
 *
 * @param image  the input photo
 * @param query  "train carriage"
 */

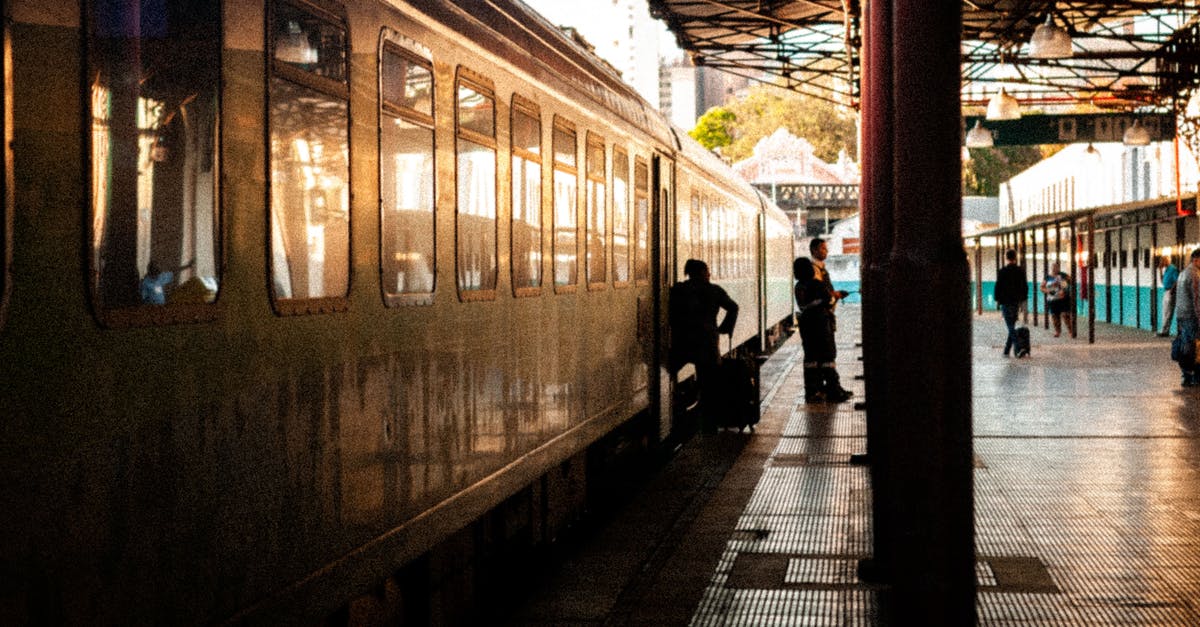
xmin=0 ymin=0 xmax=794 ymax=623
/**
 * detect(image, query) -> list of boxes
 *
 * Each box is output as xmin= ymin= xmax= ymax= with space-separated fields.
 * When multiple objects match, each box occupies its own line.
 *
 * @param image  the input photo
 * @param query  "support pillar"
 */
xmin=884 ymin=0 xmax=975 ymax=622
xmin=858 ymin=0 xmax=895 ymax=583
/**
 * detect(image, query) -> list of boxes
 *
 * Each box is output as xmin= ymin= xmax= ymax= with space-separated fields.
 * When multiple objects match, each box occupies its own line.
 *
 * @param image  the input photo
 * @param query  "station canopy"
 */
xmin=648 ymin=0 xmax=1200 ymax=115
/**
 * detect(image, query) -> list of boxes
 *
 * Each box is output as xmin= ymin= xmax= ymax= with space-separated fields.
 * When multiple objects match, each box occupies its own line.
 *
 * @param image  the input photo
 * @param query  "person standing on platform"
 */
xmin=794 ymin=256 xmax=852 ymax=403
xmin=994 ymin=249 xmax=1029 ymax=357
xmin=669 ymin=259 xmax=738 ymax=432
xmin=1173 ymin=249 xmax=1200 ymax=387
xmin=1041 ymin=261 xmax=1074 ymax=338
xmin=1159 ymin=255 xmax=1179 ymax=337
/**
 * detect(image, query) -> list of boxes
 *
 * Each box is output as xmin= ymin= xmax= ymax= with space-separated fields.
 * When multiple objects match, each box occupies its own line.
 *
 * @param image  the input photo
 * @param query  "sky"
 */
xmin=520 ymin=0 xmax=684 ymax=61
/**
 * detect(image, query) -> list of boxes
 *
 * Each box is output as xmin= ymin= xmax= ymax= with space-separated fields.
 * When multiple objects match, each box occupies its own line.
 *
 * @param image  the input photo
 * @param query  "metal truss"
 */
xmin=651 ymin=0 xmax=1200 ymax=112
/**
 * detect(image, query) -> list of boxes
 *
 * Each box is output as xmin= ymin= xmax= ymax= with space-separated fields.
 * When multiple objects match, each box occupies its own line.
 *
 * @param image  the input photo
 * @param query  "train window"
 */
xmin=633 ymin=157 xmax=649 ymax=284
xmin=269 ymin=0 xmax=350 ymax=312
xmin=87 ymin=0 xmax=221 ymax=324
xmin=455 ymin=70 xmax=498 ymax=297
xmin=380 ymin=37 xmax=435 ymax=304
xmin=612 ymin=147 xmax=630 ymax=286
xmin=511 ymin=97 xmax=542 ymax=295
xmin=553 ymin=118 xmax=578 ymax=290
xmin=585 ymin=134 xmax=607 ymax=288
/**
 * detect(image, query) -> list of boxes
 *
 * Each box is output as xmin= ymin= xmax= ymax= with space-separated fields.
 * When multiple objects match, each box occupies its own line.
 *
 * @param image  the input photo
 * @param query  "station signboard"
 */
xmin=962 ymin=112 xmax=1175 ymax=146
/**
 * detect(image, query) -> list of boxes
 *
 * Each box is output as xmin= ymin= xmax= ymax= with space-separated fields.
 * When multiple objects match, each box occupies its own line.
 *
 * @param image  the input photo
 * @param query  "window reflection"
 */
xmin=456 ymin=77 xmax=497 ymax=293
xmin=554 ymin=122 xmax=578 ymax=287
xmin=612 ymin=148 xmax=630 ymax=284
xmin=89 ymin=0 xmax=221 ymax=311
xmin=511 ymin=102 xmax=542 ymax=291
xmin=269 ymin=80 xmax=350 ymax=300
xmin=634 ymin=159 xmax=650 ymax=283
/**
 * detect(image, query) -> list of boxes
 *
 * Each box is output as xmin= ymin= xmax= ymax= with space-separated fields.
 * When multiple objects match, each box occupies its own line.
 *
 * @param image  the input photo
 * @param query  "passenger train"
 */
xmin=0 ymin=0 xmax=794 ymax=623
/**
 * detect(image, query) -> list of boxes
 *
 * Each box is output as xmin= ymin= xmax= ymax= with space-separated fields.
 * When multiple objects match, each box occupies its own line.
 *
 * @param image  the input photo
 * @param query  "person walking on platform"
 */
xmin=794 ymin=255 xmax=851 ymax=403
xmin=669 ymin=259 xmax=739 ymax=431
xmin=1159 ymin=255 xmax=1179 ymax=337
xmin=1172 ymin=249 xmax=1200 ymax=387
xmin=1041 ymin=261 xmax=1074 ymax=338
xmin=995 ymin=249 xmax=1029 ymax=357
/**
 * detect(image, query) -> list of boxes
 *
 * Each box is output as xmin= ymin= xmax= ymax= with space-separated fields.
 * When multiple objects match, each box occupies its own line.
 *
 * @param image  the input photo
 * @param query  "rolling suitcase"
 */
xmin=715 ymin=339 xmax=761 ymax=432
xmin=1015 ymin=325 xmax=1031 ymax=357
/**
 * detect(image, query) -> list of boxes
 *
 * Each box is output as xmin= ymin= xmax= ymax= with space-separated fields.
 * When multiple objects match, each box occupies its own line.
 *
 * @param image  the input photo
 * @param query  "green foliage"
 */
xmin=962 ymin=145 xmax=1058 ymax=196
xmin=687 ymin=84 xmax=858 ymax=163
xmin=688 ymin=106 xmax=736 ymax=151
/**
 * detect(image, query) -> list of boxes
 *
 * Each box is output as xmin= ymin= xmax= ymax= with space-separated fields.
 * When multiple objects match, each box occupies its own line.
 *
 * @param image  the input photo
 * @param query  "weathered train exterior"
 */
xmin=0 ymin=0 xmax=793 ymax=623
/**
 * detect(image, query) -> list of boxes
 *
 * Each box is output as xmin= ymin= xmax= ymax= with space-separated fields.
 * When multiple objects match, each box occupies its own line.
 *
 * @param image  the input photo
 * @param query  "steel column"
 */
xmin=858 ymin=0 xmax=895 ymax=584
xmin=886 ymin=0 xmax=974 ymax=621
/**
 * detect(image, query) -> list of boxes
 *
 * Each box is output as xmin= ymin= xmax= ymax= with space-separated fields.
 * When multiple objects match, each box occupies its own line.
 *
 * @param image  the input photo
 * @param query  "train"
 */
xmin=0 ymin=0 xmax=795 ymax=623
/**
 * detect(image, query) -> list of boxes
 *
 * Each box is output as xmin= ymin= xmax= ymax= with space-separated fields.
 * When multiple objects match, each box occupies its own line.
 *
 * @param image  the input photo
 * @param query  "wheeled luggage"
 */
xmin=1015 ymin=325 xmax=1031 ymax=357
xmin=715 ymin=350 xmax=760 ymax=432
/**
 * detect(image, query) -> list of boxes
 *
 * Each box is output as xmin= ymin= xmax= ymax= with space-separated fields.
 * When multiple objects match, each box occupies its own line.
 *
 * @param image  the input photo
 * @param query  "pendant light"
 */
xmin=987 ymin=87 xmax=1021 ymax=120
xmin=1029 ymin=14 xmax=1073 ymax=59
xmin=965 ymin=120 xmax=994 ymax=148
xmin=1122 ymin=119 xmax=1151 ymax=146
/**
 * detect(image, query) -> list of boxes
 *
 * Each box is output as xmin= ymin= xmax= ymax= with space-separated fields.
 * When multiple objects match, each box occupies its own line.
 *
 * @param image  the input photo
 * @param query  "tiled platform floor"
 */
xmin=502 ymin=305 xmax=1200 ymax=625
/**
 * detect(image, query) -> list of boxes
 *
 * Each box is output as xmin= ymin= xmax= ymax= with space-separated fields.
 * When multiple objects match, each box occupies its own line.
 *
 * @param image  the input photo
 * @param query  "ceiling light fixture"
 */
xmin=986 ymin=87 xmax=1021 ymax=120
xmin=965 ymin=120 xmax=994 ymax=148
xmin=1028 ymin=14 xmax=1073 ymax=59
xmin=1122 ymin=119 xmax=1151 ymax=146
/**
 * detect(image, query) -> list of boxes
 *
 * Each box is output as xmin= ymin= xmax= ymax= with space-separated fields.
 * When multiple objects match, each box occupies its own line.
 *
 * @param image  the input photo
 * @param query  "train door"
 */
xmin=651 ymin=153 xmax=674 ymax=441
xmin=756 ymin=206 xmax=767 ymax=353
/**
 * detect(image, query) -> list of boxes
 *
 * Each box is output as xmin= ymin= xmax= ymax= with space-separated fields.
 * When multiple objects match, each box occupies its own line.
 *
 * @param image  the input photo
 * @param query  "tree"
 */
xmin=688 ymin=106 xmax=736 ymax=151
xmin=963 ymin=145 xmax=1058 ymax=196
xmin=690 ymin=84 xmax=858 ymax=163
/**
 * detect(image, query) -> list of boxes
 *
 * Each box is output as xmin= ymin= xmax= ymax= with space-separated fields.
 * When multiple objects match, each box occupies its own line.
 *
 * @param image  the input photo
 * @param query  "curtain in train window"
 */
xmin=585 ymin=134 xmax=606 ymax=285
xmin=553 ymin=121 xmax=578 ymax=287
xmin=380 ymin=43 xmax=434 ymax=300
xmin=455 ymin=76 xmax=497 ymax=294
xmin=611 ymin=147 xmax=630 ymax=284
xmin=269 ymin=1 xmax=349 ymax=303
xmin=89 ymin=0 xmax=221 ymax=310
xmin=511 ymin=101 xmax=542 ymax=292
xmin=633 ymin=158 xmax=649 ymax=283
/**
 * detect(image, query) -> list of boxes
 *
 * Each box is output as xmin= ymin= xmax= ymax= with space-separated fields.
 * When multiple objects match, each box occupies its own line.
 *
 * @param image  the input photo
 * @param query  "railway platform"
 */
xmin=500 ymin=303 xmax=1200 ymax=625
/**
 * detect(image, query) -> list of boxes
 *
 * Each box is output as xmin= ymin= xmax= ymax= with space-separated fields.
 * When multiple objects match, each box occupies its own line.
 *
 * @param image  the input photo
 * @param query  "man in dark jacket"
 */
xmin=670 ymin=259 xmax=738 ymax=431
xmin=994 ymin=249 xmax=1029 ymax=357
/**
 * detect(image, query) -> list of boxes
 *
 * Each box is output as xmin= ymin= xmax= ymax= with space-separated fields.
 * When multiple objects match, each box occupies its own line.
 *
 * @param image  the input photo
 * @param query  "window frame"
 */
xmin=378 ymin=31 xmax=436 ymax=307
xmin=585 ymin=131 xmax=607 ymax=290
xmin=633 ymin=156 xmax=650 ymax=285
xmin=267 ymin=0 xmax=352 ymax=316
xmin=552 ymin=116 xmax=579 ymax=294
xmin=510 ymin=94 xmax=543 ymax=298
xmin=453 ymin=66 xmax=498 ymax=301
xmin=85 ymin=0 xmax=225 ymax=327
xmin=611 ymin=145 xmax=631 ymax=289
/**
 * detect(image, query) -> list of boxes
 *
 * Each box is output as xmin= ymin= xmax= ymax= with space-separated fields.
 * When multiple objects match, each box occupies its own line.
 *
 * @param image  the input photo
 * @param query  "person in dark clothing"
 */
xmin=669 ymin=259 xmax=739 ymax=431
xmin=994 ymin=249 xmax=1029 ymax=357
xmin=794 ymin=256 xmax=852 ymax=403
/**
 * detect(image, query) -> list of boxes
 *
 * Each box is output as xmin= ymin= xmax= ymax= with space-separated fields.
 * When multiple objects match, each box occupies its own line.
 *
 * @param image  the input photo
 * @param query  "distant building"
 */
xmin=732 ymin=128 xmax=859 ymax=238
xmin=999 ymin=141 xmax=1199 ymax=227
xmin=658 ymin=56 xmax=751 ymax=130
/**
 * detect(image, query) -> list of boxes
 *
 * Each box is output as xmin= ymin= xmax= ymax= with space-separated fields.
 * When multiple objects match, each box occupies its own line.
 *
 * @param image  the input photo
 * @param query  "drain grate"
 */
xmin=979 ymin=556 xmax=1058 ymax=593
xmin=725 ymin=553 xmax=870 ymax=590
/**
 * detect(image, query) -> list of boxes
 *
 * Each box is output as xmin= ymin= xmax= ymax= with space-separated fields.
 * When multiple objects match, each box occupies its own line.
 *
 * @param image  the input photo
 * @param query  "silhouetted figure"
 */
xmin=1041 ymin=261 xmax=1074 ymax=338
xmin=670 ymin=259 xmax=738 ymax=432
xmin=794 ymin=256 xmax=851 ymax=403
xmin=1159 ymin=255 xmax=1179 ymax=337
xmin=994 ymin=249 xmax=1029 ymax=357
